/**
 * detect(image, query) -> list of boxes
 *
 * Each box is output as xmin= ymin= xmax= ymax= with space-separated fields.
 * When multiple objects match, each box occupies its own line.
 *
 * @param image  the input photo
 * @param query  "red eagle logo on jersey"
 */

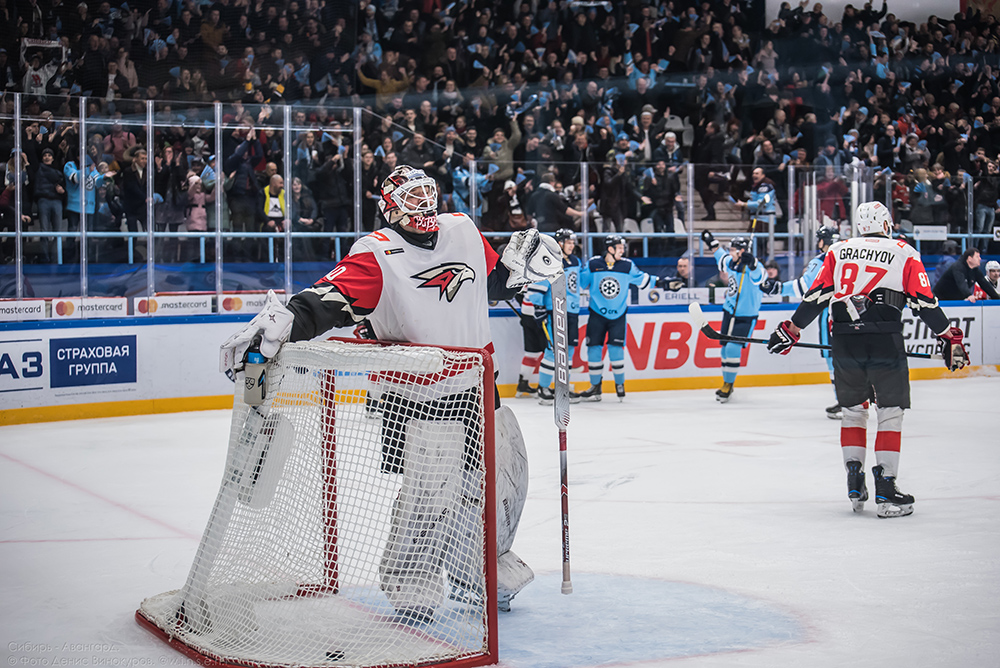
xmin=412 ymin=263 xmax=476 ymax=302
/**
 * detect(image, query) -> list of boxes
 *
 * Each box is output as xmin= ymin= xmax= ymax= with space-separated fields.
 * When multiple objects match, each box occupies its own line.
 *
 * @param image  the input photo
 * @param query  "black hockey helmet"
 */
xmin=729 ymin=236 xmax=750 ymax=251
xmin=554 ymin=228 xmax=577 ymax=243
xmin=604 ymin=233 xmax=625 ymax=253
xmin=816 ymin=225 xmax=840 ymax=247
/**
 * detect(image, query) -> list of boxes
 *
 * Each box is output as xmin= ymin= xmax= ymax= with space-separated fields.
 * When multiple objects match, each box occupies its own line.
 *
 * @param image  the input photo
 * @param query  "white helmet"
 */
xmin=378 ymin=165 xmax=439 ymax=232
xmin=855 ymin=201 xmax=893 ymax=237
xmin=986 ymin=260 xmax=1000 ymax=272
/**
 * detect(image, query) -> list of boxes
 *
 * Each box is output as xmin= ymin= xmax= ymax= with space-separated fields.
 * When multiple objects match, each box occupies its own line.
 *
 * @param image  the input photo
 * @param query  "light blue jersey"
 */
xmin=715 ymin=247 xmax=765 ymax=317
xmin=580 ymin=256 xmax=653 ymax=320
xmin=781 ymin=253 xmax=825 ymax=299
xmin=526 ymin=254 xmax=582 ymax=315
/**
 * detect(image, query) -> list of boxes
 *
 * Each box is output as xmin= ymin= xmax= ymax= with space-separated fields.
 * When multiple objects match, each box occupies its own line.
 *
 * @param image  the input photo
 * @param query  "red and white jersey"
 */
xmin=973 ymin=280 xmax=999 ymax=300
xmin=813 ymin=236 xmax=936 ymax=302
xmin=805 ymin=235 xmax=938 ymax=309
xmin=791 ymin=234 xmax=952 ymax=335
xmin=309 ymin=213 xmax=499 ymax=396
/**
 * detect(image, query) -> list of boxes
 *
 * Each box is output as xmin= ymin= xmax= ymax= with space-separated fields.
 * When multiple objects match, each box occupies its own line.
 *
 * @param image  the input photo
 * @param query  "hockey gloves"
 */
xmin=767 ymin=320 xmax=800 ymax=355
xmin=700 ymin=229 xmax=719 ymax=251
xmin=734 ymin=250 xmax=757 ymax=272
xmin=220 ymin=290 xmax=294 ymax=373
xmin=937 ymin=326 xmax=969 ymax=371
xmin=502 ymin=229 xmax=564 ymax=289
xmin=761 ymin=277 xmax=782 ymax=295
xmin=656 ymin=276 xmax=686 ymax=291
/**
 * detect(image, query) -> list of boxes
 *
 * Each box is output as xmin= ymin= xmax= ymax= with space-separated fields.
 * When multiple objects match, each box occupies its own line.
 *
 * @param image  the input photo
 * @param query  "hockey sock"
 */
xmin=721 ymin=341 xmax=741 ymax=385
xmin=538 ymin=348 xmax=555 ymax=390
xmin=587 ymin=346 xmax=604 ymax=386
xmin=520 ymin=353 xmax=542 ymax=384
xmin=873 ymin=406 xmax=903 ymax=478
xmin=841 ymin=404 xmax=868 ymax=466
xmin=608 ymin=345 xmax=626 ymax=385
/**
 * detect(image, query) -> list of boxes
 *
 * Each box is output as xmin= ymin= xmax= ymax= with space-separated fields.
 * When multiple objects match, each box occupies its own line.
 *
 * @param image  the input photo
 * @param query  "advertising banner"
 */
xmin=217 ymin=292 xmax=277 ymax=314
xmin=49 ymin=298 xmax=128 ymax=319
xmin=133 ymin=295 xmax=214 ymax=316
xmin=1 ymin=303 xmax=996 ymax=424
xmin=0 ymin=300 xmax=47 ymax=322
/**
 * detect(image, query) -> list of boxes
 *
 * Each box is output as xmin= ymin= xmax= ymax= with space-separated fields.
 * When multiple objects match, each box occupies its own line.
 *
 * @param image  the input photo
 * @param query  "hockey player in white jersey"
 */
xmin=220 ymin=165 xmax=564 ymax=618
xmin=767 ymin=202 xmax=969 ymax=518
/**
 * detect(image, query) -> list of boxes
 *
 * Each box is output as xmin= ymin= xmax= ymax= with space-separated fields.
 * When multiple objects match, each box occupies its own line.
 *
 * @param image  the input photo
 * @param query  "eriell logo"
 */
xmin=412 ymin=263 xmax=476 ymax=302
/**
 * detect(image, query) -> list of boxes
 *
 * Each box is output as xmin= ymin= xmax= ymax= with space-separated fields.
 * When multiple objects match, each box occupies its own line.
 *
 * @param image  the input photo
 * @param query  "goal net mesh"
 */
xmin=137 ymin=339 xmax=494 ymax=668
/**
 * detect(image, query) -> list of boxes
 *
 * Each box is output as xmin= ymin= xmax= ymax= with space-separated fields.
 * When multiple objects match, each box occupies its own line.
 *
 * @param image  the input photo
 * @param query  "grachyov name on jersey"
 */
xmin=838 ymin=247 xmax=896 ymax=264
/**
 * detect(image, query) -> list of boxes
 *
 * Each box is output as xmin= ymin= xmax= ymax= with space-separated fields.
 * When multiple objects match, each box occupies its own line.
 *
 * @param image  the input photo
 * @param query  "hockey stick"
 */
xmin=725 ymin=214 xmax=759 ymax=336
xmin=688 ymin=303 xmax=942 ymax=360
xmin=550 ymin=271 xmax=573 ymax=595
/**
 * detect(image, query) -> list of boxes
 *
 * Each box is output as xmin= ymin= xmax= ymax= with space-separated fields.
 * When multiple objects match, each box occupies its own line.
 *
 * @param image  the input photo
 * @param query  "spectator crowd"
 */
xmin=3 ymin=0 xmax=1000 ymax=267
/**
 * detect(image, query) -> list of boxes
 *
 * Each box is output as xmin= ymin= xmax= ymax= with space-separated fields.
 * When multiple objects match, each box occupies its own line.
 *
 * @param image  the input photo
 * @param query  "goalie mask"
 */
xmin=855 ymin=201 xmax=892 ymax=237
xmin=379 ymin=165 xmax=440 ymax=232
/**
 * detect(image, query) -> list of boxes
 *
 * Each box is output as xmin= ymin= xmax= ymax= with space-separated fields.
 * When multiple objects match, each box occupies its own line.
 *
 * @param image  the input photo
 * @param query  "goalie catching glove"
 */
xmin=937 ymin=326 xmax=969 ymax=371
xmin=501 ymin=229 xmax=564 ymax=289
xmin=220 ymin=290 xmax=294 ymax=373
xmin=767 ymin=320 xmax=800 ymax=355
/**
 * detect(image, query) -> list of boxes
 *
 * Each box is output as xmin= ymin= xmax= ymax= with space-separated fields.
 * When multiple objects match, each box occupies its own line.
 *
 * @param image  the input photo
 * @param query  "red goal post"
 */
xmin=136 ymin=337 xmax=498 ymax=668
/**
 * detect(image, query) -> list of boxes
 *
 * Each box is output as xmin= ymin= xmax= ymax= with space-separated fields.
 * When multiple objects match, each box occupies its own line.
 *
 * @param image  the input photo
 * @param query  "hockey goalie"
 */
xmin=220 ymin=166 xmax=563 ymax=619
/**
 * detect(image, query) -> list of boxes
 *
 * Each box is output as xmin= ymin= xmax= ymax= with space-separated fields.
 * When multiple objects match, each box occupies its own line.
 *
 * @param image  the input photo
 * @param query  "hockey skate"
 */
xmin=872 ymin=465 xmax=914 ymax=518
xmin=715 ymin=382 xmax=734 ymax=403
xmin=537 ymin=386 xmax=581 ymax=405
xmin=615 ymin=383 xmax=625 ymax=402
xmin=846 ymin=460 xmax=868 ymax=512
xmin=577 ymin=383 xmax=602 ymax=402
xmin=826 ymin=403 xmax=843 ymax=420
xmin=515 ymin=377 xmax=537 ymax=397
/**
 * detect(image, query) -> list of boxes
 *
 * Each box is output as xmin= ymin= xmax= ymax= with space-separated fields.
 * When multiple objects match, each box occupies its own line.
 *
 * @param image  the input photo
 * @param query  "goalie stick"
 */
xmin=687 ymin=303 xmax=943 ymax=360
xmin=550 ymin=272 xmax=573 ymax=595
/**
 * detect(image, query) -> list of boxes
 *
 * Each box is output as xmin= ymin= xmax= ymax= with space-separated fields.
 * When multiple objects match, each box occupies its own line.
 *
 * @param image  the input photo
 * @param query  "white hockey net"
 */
xmin=137 ymin=339 xmax=497 ymax=668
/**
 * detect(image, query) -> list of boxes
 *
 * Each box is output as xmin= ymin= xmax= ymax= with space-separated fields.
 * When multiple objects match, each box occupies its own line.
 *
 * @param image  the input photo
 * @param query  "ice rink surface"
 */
xmin=2 ymin=376 xmax=998 ymax=668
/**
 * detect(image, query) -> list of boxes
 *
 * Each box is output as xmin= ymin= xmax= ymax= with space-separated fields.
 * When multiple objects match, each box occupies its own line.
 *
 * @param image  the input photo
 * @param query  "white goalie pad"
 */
xmin=495 ymin=405 xmax=528 ymax=554
xmin=502 ymin=229 xmax=564 ymax=288
xmin=379 ymin=418 xmax=466 ymax=611
xmin=497 ymin=550 xmax=534 ymax=611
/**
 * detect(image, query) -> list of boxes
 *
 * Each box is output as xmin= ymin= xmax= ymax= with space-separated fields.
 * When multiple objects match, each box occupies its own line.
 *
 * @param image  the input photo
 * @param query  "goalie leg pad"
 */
xmin=379 ymin=419 xmax=465 ymax=611
xmin=444 ymin=406 xmax=531 ymax=607
xmin=495 ymin=405 xmax=529 ymax=555
xmin=496 ymin=550 xmax=534 ymax=612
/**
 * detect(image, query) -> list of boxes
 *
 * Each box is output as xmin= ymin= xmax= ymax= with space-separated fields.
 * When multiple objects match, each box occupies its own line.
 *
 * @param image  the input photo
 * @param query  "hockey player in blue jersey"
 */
xmin=761 ymin=225 xmax=843 ymax=417
xmin=701 ymin=229 xmax=765 ymax=402
xmin=527 ymin=229 xmax=583 ymax=405
xmin=578 ymin=234 xmax=672 ymax=402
